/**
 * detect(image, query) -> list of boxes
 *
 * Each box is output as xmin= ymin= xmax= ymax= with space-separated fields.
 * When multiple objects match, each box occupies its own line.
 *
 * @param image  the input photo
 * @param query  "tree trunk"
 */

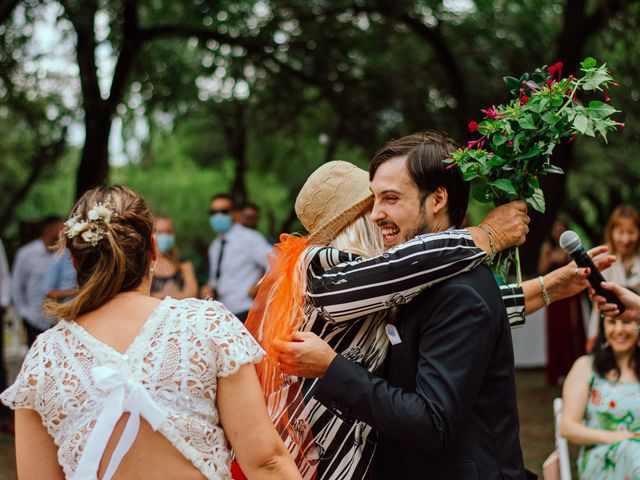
xmin=75 ymin=108 xmax=112 ymax=198
xmin=218 ymin=101 xmax=248 ymax=204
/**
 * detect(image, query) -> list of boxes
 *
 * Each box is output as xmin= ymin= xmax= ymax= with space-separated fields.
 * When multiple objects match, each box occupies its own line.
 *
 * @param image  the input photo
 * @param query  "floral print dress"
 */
xmin=578 ymin=373 xmax=640 ymax=479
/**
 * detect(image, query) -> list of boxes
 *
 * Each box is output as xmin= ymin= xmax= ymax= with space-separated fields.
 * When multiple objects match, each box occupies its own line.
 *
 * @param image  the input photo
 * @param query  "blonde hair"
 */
xmin=329 ymin=213 xmax=384 ymax=258
xmin=604 ymin=204 xmax=640 ymax=255
xmin=45 ymin=185 xmax=155 ymax=321
xmin=260 ymin=212 xmax=383 ymax=333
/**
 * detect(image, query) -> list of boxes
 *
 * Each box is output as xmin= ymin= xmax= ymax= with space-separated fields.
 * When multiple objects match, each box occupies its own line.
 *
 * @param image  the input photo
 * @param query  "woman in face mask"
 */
xmin=151 ymin=215 xmax=198 ymax=299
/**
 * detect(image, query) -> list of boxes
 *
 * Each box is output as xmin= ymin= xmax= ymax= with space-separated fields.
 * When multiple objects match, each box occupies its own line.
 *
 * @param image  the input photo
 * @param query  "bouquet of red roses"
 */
xmin=445 ymin=57 xmax=622 ymax=282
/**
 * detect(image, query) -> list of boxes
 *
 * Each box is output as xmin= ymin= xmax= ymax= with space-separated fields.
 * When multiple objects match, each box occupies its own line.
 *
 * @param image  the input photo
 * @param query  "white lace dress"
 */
xmin=0 ymin=297 xmax=265 ymax=480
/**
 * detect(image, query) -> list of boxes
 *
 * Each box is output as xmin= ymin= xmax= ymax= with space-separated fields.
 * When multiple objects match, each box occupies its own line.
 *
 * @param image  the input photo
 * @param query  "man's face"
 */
xmin=370 ymin=156 xmax=435 ymax=249
xmin=42 ymin=221 xmax=63 ymax=248
xmin=241 ymin=207 xmax=259 ymax=229
xmin=210 ymin=197 xmax=233 ymax=217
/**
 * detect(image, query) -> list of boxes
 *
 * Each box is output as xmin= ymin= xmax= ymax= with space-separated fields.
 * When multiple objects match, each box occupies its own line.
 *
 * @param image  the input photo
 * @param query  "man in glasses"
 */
xmin=201 ymin=193 xmax=272 ymax=322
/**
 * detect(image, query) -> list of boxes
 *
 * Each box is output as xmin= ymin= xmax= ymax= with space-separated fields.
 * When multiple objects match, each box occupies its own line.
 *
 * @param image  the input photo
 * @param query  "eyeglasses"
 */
xmin=209 ymin=209 xmax=231 ymax=215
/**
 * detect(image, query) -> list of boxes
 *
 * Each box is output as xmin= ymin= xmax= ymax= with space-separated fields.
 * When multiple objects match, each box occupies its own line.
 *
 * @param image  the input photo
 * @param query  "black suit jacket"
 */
xmin=315 ymin=264 xmax=527 ymax=479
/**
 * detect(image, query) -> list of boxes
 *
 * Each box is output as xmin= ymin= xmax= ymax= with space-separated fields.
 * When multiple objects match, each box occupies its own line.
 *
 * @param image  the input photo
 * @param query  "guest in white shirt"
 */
xmin=11 ymin=216 xmax=62 ymax=345
xmin=201 ymin=194 xmax=272 ymax=322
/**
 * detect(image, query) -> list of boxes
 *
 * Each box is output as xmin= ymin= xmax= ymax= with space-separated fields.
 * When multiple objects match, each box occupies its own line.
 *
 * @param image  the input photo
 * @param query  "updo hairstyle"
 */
xmin=45 ymin=185 xmax=155 ymax=320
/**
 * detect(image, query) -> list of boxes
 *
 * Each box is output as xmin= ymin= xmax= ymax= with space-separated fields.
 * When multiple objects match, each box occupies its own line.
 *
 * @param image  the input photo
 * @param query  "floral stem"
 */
xmin=557 ymin=77 xmax=583 ymax=115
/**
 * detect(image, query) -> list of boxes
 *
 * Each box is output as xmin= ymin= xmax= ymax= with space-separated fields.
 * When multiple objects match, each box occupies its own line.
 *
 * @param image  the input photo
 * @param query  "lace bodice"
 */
xmin=0 ymin=297 xmax=264 ymax=479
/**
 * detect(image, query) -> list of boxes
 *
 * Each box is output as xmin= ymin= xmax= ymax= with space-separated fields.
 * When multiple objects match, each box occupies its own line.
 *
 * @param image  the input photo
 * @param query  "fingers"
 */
xmin=508 ymin=200 xmax=528 ymax=212
xmin=600 ymin=281 xmax=617 ymax=292
xmin=272 ymin=338 xmax=296 ymax=355
xmin=577 ymin=267 xmax=590 ymax=278
xmin=290 ymin=331 xmax=306 ymax=342
xmin=593 ymin=255 xmax=616 ymax=271
xmin=586 ymin=245 xmax=609 ymax=258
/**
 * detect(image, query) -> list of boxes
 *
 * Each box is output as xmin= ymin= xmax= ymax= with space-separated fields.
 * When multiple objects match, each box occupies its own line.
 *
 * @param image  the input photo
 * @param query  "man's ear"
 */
xmin=431 ymin=187 xmax=448 ymax=215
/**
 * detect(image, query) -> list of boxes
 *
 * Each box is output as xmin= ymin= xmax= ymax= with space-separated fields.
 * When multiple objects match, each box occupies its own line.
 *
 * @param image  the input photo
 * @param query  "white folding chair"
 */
xmin=543 ymin=397 xmax=573 ymax=479
xmin=552 ymin=397 xmax=573 ymax=480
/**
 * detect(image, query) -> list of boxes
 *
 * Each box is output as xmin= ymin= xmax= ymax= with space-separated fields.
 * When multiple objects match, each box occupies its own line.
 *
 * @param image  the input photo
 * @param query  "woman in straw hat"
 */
xmin=245 ymin=160 xmax=529 ymax=480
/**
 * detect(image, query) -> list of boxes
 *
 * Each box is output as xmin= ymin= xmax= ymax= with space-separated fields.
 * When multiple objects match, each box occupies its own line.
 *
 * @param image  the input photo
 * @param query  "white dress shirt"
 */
xmin=0 ymin=240 xmax=10 ymax=307
xmin=208 ymin=223 xmax=272 ymax=314
xmin=11 ymin=239 xmax=56 ymax=331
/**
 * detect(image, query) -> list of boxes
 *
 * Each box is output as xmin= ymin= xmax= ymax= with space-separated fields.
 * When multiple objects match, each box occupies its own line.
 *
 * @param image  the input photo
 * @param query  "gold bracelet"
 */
xmin=538 ymin=275 xmax=550 ymax=306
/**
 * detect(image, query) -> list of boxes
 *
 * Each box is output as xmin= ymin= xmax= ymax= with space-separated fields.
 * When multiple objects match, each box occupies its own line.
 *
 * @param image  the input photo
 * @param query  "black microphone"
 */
xmin=559 ymin=230 xmax=625 ymax=314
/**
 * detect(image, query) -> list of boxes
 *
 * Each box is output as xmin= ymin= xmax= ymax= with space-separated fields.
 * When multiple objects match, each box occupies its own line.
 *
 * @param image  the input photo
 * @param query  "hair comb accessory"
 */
xmin=65 ymin=203 xmax=114 ymax=246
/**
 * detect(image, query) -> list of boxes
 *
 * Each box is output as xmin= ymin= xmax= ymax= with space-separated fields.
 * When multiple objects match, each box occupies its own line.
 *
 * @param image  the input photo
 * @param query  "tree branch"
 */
xmin=140 ymin=24 xmax=322 ymax=88
xmin=0 ymin=129 xmax=67 ymax=235
xmin=106 ymin=0 xmax=143 ymax=115
xmin=59 ymin=0 xmax=103 ymax=112
xmin=0 ymin=0 xmax=20 ymax=26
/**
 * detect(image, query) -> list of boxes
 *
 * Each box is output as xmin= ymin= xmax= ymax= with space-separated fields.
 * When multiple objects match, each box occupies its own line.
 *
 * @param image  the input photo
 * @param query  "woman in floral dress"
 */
xmin=561 ymin=310 xmax=640 ymax=479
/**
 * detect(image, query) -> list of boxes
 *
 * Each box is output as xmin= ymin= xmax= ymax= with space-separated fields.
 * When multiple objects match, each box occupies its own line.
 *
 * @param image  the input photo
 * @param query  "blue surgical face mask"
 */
xmin=210 ymin=213 xmax=233 ymax=233
xmin=156 ymin=233 xmax=175 ymax=253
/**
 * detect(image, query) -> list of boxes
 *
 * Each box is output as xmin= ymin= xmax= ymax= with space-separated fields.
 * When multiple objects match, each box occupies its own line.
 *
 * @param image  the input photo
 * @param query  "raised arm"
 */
xmin=305 ymin=230 xmax=486 ymax=323
xmin=305 ymin=201 xmax=528 ymax=324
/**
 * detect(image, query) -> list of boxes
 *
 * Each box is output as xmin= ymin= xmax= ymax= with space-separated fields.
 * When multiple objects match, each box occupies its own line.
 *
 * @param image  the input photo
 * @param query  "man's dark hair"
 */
xmin=40 ymin=215 xmax=63 ymax=233
xmin=241 ymin=202 xmax=260 ymax=212
xmin=210 ymin=193 xmax=235 ymax=207
xmin=369 ymin=131 xmax=469 ymax=227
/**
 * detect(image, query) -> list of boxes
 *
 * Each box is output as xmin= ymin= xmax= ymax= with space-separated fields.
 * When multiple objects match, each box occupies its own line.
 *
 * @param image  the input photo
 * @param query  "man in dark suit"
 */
xmin=278 ymin=132 xmax=529 ymax=479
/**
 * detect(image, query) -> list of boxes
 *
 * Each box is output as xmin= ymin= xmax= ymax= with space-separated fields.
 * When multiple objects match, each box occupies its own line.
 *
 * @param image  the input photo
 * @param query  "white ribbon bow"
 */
xmin=72 ymin=365 xmax=167 ymax=480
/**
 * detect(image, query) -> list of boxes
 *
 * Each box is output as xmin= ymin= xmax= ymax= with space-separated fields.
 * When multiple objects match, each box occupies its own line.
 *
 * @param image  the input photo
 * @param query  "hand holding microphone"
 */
xmin=559 ymin=230 xmax=625 ymax=314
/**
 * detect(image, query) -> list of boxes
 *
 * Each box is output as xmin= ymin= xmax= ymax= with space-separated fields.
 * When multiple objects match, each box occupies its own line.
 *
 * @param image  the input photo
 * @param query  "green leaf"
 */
xmin=503 ymin=76 xmax=522 ymax=95
xmin=518 ymin=114 xmax=536 ymax=130
xmin=519 ymin=145 xmax=542 ymax=160
xmin=528 ymin=187 xmax=545 ymax=213
xmin=549 ymin=96 xmax=564 ymax=107
xmin=541 ymin=112 xmax=561 ymax=125
xmin=489 ymin=178 xmax=517 ymax=196
xmin=471 ymin=183 xmax=493 ymax=203
xmin=588 ymin=100 xmax=617 ymax=119
xmin=573 ymin=113 xmax=589 ymax=134
xmin=493 ymin=133 xmax=508 ymax=146
xmin=581 ymin=57 xmax=597 ymax=69
xmin=488 ymin=155 xmax=507 ymax=167
xmin=545 ymin=164 xmax=565 ymax=175
xmin=582 ymin=66 xmax=612 ymax=91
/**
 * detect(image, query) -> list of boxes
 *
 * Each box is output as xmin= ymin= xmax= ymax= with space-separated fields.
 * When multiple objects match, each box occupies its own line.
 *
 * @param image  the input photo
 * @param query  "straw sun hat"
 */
xmin=295 ymin=161 xmax=374 ymax=242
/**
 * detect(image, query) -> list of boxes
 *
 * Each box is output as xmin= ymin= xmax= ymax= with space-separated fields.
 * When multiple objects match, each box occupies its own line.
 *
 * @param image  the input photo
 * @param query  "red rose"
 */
xmin=609 ymin=400 xmax=616 ymax=408
xmin=591 ymin=389 xmax=602 ymax=406
xmin=468 ymin=121 xmax=479 ymax=132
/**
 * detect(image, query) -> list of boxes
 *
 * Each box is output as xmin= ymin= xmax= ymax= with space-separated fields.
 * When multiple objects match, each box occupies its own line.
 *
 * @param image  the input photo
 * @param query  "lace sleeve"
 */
xmin=201 ymin=300 xmax=265 ymax=377
xmin=0 ymin=337 xmax=43 ymax=411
